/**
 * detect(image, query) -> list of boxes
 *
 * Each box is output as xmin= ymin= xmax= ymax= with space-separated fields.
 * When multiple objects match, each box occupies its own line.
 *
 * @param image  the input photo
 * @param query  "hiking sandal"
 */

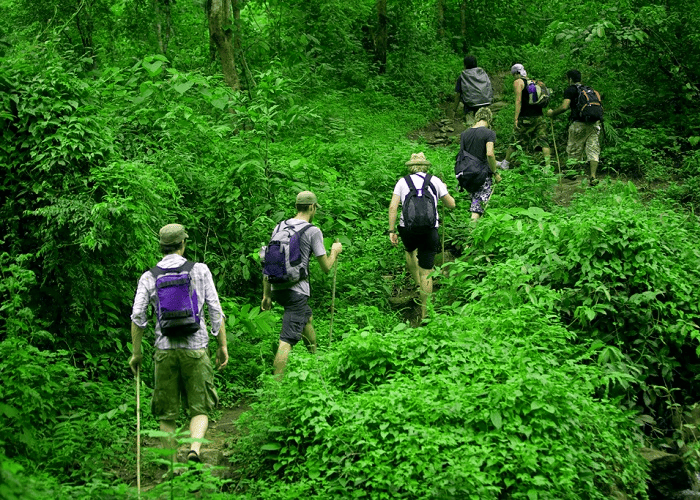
xmin=187 ymin=450 xmax=201 ymax=463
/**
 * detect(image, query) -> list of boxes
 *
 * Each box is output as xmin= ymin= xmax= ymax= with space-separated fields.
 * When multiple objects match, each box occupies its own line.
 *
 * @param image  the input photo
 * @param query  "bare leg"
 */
xmin=417 ymin=266 xmax=433 ymax=319
xmin=189 ymin=414 xmax=208 ymax=456
xmin=301 ymin=317 xmax=316 ymax=353
xmin=589 ymin=160 xmax=598 ymax=179
xmin=405 ymin=249 xmax=420 ymax=287
xmin=160 ymin=419 xmax=177 ymax=462
xmin=273 ymin=340 xmax=293 ymax=379
xmin=542 ymin=147 xmax=551 ymax=167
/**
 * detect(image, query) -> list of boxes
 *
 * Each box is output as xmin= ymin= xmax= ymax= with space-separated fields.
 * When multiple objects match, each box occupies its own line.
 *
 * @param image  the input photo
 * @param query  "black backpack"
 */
xmin=575 ymin=84 xmax=604 ymax=123
xmin=455 ymin=150 xmax=490 ymax=194
xmin=402 ymin=174 xmax=438 ymax=233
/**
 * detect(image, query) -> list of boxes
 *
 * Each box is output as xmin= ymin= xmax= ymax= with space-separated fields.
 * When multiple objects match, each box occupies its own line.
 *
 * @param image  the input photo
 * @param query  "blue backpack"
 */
xmin=150 ymin=261 xmax=201 ymax=337
xmin=261 ymin=221 xmax=314 ymax=285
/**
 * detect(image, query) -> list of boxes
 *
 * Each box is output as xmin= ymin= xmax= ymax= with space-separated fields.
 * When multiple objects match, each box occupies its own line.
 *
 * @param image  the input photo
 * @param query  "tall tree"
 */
xmin=207 ymin=0 xmax=240 ymax=90
xmin=153 ymin=0 xmax=173 ymax=54
xmin=459 ymin=0 xmax=467 ymax=54
xmin=375 ymin=0 xmax=387 ymax=74
xmin=436 ymin=0 xmax=445 ymax=40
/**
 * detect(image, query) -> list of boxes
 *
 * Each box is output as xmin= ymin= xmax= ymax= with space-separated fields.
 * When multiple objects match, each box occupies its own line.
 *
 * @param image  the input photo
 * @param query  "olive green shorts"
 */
xmin=511 ymin=115 xmax=549 ymax=152
xmin=151 ymin=349 xmax=219 ymax=421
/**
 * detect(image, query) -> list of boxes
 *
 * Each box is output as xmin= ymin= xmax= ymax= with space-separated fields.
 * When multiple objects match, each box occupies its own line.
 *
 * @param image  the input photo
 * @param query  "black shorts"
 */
xmin=272 ymin=289 xmax=312 ymax=346
xmin=398 ymin=226 xmax=439 ymax=269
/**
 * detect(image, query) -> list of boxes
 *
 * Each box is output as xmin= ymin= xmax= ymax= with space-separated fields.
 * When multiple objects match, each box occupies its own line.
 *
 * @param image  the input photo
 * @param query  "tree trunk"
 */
xmin=208 ymin=0 xmax=240 ymax=90
xmin=459 ymin=0 xmax=469 ymax=55
xmin=153 ymin=0 xmax=173 ymax=54
xmin=375 ymin=0 xmax=387 ymax=74
xmin=460 ymin=0 xmax=468 ymax=54
xmin=437 ymin=0 xmax=445 ymax=40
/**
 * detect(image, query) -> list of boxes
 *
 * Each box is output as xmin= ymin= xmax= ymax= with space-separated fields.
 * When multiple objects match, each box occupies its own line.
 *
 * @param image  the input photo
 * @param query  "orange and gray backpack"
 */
xmin=575 ymin=84 xmax=604 ymax=123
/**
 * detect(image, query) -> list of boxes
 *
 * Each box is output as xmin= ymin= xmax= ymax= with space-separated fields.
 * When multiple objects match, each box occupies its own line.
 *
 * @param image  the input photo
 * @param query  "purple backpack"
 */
xmin=261 ymin=221 xmax=314 ymax=285
xmin=150 ymin=261 xmax=200 ymax=337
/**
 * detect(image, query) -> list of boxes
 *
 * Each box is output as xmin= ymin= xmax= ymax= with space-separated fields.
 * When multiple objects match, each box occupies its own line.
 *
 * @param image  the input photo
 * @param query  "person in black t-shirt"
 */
xmin=458 ymin=107 xmax=502 ymax=220
xmin=547 ymin=69 xmax=602 ymax=185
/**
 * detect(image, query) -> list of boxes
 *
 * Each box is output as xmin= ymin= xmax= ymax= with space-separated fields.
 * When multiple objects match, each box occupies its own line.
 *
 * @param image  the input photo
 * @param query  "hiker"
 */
xmin=546 ymin=69 xmax=603 ymax=185
xmin=455 ymin=107 xmax=502 ymax=220
xmin=453 ymin=55 xmax=493 ymax=125
xmin=388 ymin=152 xmax=456 ymax=320
xmin=129 ymin=223 xmax=228 ymax=465
xmin=260 ymin=191 xmax=342 ymax=377
xmin=499 ymin=63 xmax=551 ymax=170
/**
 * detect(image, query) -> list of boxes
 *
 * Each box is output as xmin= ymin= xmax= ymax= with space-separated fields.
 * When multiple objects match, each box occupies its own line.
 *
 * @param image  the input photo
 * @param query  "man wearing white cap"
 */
xmin=499 ymin=63 xmax=551 ymax=170
xmin=261 ymin=191 xmax=342 ymax=377
xmin=130 ymin=223 xmax=228 ymax=464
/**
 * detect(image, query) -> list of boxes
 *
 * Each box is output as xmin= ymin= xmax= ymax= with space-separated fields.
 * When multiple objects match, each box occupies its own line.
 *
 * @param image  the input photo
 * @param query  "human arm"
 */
xmin=440 ymin=193 xmax=456 ymax=209
xmin=261 ymin=275 xmax=272 ymax=311
xmin=388 ymin=193 xmax=401 ymax=246
xmin=215 ymin=321 xmax=228 ymax=370
xmin=486 ymin=141 xmax=502 ymax=183
xmin=129 ymin=321 xmax=145 ymax=376
xmin=513 ymin=78 xmax=524 ymax=128
xmin=547 ymin=98 xmax=571 ymax=118
xmin=316 ymin=242 xmax=342 ymax=273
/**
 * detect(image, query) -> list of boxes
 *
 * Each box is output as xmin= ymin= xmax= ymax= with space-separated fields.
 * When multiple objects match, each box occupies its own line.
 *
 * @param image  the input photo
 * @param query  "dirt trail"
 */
xmin=132 ymin=404 xmax=250 ymax=492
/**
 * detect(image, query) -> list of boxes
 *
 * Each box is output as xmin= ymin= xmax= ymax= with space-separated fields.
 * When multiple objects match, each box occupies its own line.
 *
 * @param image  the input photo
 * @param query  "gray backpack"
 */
xmin=261 ymin=221 xmax=314 ymax=285
xmin=459 ymin=68 xmax=493 ymax=108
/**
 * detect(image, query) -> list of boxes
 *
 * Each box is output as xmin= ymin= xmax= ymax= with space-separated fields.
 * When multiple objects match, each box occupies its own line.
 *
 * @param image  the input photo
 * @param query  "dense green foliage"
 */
xmin=1 ymin=0 xmax=700 ymax=497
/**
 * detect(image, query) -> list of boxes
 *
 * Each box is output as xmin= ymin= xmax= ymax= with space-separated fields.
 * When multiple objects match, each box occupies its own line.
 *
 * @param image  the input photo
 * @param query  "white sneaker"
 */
xmin=498 ymin=160 xmax=510 ymax=170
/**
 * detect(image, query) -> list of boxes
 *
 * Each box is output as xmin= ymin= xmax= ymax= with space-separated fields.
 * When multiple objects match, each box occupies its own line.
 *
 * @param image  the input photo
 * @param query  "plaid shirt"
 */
xmin=130 ymin=254 xmax=224 ymax=350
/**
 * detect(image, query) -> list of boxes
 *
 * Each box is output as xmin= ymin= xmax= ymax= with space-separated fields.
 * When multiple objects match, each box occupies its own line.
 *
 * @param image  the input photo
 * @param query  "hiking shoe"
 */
xmin=589 ymin=177 xmax=599 ymax=186
xmin=187 ymin=450 xmax=201 ymax=463
xmin=497 ymin=160 xmax=510 ymax=170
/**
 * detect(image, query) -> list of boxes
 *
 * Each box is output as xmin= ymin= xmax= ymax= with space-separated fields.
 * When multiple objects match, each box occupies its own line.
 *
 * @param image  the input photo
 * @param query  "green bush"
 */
xmin=235 ymin=305 xmax=648 ymax=499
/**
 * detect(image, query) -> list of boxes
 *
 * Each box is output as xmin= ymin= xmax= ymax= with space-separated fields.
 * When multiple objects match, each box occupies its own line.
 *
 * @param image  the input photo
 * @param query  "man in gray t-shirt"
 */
xmin=261 ymin=191 xmax=342 ymax=377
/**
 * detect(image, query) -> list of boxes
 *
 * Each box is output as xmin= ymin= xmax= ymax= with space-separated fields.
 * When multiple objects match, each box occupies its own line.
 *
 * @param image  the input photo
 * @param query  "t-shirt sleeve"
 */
xmin=309 ymin=227 xmax=326 ymax=257
xmin=487 ymin=129 xmax=497 ymax=144
xmin=431 ymin=176 xmax=449 ymax=199
xmin=393 ymin=178 xmax=407 ymax=198
xmin=563 ymin=85 xmax=578 ymax=102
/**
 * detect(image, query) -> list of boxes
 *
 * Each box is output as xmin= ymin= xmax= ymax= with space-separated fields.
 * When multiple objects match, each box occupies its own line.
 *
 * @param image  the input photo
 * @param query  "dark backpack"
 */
xmin=261 ymin=221 xmax=314 ymax=285
xmin=455 ymin=150 xmax=490 ymax=194
xmin=402 ymin=174 xmax=438 ymax=233
xmin=150 ymin=261 xmax=201 ymax=338
xmin=523 ymin=78 xmax=551 ymax=108
xmin=575 ymin=84 xmax=603 ymax=123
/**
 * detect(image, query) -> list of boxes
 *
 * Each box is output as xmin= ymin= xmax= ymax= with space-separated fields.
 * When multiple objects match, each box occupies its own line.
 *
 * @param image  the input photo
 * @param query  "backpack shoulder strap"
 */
xmin=423 ymin=173 xmax=438 ymax=198
xmin=404 ymin=174 xmax=417 ymax=193
xmin=296 ymin=222 xmax=315 ymax=239
xmin=181 ymin=260 xmax=196 ymax=273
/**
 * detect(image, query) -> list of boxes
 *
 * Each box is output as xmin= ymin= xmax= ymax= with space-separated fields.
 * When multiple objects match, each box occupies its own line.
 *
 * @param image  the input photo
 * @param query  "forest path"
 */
xmin=135 ymin=404 xmax=250 ymax=493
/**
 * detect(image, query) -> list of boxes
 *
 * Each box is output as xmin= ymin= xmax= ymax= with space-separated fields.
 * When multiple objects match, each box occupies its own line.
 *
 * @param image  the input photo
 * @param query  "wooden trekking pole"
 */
xmin=550 ymin=118 xmax=562 ymax=183
xmin=441 ymin=217 xmax=446 ymax=265
xmin=328 ymin=238 xmax=340 ymax=348
xmin=136 ymin=366 xmax=141 ymax=498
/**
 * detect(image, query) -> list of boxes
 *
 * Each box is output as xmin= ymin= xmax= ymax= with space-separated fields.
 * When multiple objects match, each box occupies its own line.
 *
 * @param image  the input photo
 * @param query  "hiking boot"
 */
xmin=589 ymin=177 xmax=599 ymax=186
xmin=187 ymin=450 xmax=201 ymax=463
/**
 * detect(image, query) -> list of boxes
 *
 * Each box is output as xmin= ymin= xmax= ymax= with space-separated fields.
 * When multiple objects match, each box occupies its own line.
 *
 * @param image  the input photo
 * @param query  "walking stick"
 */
xmin=550 ymin=118 xmax=562 ymax=183
xmin=136 ymin=366 xmax=141 ymax=498
xmin=441 ymin=218 xmax=445 ymax=265
xmin=328 ymin=238 xmax=340 ymax=348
